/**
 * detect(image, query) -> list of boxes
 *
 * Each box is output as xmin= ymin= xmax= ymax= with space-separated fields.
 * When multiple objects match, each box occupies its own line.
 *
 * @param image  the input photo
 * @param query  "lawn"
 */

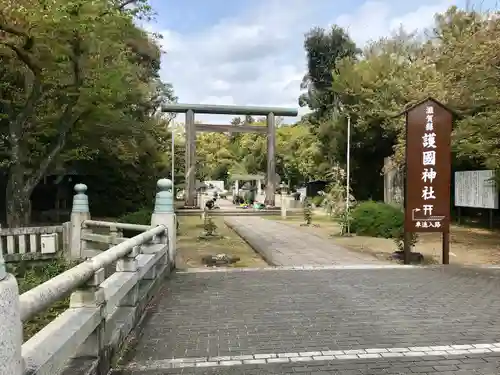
xmin=7 ymin=259 xmax=76 ymax=340
xmin=267 ymin=214 xmax=500 ymax=265
xmin=175 ymin=215 xmax=268 ymax=269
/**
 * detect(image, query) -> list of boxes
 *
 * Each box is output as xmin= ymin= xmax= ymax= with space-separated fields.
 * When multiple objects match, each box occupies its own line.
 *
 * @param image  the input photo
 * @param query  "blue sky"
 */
xmin=145 ymin=0 xmax=498 ymax=123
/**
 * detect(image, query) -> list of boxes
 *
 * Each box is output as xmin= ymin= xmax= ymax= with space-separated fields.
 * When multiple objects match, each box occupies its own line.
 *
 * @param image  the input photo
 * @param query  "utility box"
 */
xmin=41 ymin=233 xmax=58 ymax=254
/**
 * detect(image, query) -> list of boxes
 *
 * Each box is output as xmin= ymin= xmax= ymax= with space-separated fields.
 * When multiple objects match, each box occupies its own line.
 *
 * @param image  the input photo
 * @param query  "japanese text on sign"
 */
xmin=404 ymin=97 xmax=452 ymax=233
xmin=421 ymin=106 xmax=436 ymax=212
xmin=417 ymin=106 xmax=442 ymax=227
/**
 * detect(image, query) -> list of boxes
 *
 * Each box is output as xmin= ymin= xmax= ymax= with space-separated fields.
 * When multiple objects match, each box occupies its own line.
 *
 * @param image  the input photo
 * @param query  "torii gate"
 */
xmin=161 ymin=103 xmax=298 ymax=207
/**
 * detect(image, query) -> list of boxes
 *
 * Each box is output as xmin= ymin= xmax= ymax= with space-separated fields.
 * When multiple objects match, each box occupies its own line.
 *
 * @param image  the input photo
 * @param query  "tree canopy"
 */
xmin=1 ymin=0 xmax=176 ymax=225
xmin=326 ymin=6 xmax=500 ymax=194
xmin=191 ymin=6 xmax=500 ymax=202
xmin=2 ymin=3 xmax=499 ymax=226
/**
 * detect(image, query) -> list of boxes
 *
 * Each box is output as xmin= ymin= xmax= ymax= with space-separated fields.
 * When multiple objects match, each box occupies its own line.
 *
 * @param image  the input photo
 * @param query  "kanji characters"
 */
xmin=422 ymin=186 xmax=436 ymax=200
xmin=423 ymin=151 xmax=436 ymax=166
xmin=415 ymin=220 xmax=441 ymax=229
xmin=422 ymin=132 xmax=436 ymax=148
xmin=413 ymin=104 xmax=444 ymax=231
xmin=422 ymin=168 xmax=437 ymax=183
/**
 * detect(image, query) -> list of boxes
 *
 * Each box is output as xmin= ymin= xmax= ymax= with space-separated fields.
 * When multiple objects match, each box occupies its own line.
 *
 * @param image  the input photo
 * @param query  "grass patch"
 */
xmin=7 ymin=258 xmax=79 ymax=340
xmin=176 ymin=215 xmax=267 ymax=269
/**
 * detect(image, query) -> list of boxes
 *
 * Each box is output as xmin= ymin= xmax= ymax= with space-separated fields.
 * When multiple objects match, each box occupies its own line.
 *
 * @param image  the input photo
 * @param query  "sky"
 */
xmin=144 ymin=0 xmax=499 ymax=124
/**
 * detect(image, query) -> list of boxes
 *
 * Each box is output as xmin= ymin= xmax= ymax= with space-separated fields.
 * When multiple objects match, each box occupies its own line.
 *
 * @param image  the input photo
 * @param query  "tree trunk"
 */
xmin=5 ymin=169 xmax=31 ymax=227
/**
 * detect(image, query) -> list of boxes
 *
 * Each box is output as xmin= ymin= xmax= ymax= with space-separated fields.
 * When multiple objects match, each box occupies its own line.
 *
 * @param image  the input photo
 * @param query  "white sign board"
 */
xmin=454 ymin=170 xmax=499 ymax=209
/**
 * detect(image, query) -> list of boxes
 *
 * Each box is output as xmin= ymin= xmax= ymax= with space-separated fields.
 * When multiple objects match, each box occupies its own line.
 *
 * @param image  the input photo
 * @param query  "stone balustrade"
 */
xmin=0 ymin=178 xmax=176 ymax=375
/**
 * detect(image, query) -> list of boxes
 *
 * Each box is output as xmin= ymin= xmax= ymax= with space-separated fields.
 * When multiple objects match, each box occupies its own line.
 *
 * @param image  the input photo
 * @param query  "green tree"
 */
xmin=299 ymin=26 xmax=359 ymax=116
xmin=298 ymin=25 xmax=361 ymax=194
xmin=196 ymin=132 xmax=234 ymax=180
xmin=0 ymin=0 xmax=173 ymax=225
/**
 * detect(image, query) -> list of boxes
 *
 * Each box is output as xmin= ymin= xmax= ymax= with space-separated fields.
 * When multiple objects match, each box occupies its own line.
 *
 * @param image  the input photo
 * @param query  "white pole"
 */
xmin=171 ymin=124 xmax=175 ymax=199
xmin=346 ymin=115 xmax=351 ymax=235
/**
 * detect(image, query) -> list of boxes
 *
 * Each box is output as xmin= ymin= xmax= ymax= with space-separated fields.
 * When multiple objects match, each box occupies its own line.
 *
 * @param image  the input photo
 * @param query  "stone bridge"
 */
xmin=1 ymin=180 xmax=500 ymax=375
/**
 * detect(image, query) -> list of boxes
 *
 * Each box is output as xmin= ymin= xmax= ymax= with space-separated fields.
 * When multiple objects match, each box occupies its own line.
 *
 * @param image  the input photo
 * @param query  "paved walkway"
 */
xmin=115 ymin=265 xmax=500 ymax=374
xmin=112 ymin=212 xmax=500 ymax=374
xmin=224 ymin=216 xmax=383 ymax=265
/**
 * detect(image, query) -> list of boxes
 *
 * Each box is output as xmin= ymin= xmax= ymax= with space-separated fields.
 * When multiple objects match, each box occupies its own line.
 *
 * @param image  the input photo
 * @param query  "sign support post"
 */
xmin=400 ymin=97 xmax=454 ymax=265
xmin=403 ymin=111 xmax=411 ymax=265
xmin=442 ymin=231 xmax=450 ymax=265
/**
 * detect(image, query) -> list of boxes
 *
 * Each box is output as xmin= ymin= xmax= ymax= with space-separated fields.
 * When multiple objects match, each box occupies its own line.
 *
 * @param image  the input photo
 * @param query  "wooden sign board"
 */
xmin=402 ymin=97 xmax=453 ymax=263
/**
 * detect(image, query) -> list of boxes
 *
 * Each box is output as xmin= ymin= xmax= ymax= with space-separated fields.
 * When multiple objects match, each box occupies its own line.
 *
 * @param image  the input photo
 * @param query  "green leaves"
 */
xmin=301 ymin=26 xmax=359 ymax=115
xmin=299 ymin=6 xmax=500 ymax=201
xmin=295 ymin=7 xmax=500 ymax=201
xmin=1 ymin=0 xmax=177 ymax=225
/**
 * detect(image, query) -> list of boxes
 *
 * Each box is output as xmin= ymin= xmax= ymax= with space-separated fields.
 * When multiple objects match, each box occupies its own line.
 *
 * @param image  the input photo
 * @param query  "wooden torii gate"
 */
xmin=161 ymin=103 xmax=298 ymax=207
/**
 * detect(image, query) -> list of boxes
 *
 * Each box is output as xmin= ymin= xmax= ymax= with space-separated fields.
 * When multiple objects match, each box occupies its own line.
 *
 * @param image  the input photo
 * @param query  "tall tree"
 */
xmin=299 ymin=26 xmax=359 ymax=116
xmin=0 ymin=0 xmax=169 ymax=226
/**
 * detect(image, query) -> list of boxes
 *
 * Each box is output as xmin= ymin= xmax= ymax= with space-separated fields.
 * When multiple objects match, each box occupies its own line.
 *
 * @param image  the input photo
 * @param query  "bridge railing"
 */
xmin=80 ymin=220 xmax=153 ymax=258
xmin=0 ymin=178 xmax=176 ymax=375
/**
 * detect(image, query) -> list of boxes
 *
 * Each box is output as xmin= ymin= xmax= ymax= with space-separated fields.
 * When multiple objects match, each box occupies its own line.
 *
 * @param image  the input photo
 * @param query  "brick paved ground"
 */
xmin=115 ymin=265 xmax=500 ymax=375
xmin=224 ymin=216 xmax=382 ymax=265
xmin=116 ymin=354 xmax=500 ymax=374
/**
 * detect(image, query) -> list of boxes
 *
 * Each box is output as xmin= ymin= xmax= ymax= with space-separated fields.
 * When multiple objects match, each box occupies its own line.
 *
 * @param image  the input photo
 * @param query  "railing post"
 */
xmin=70 ymin=184 xmax=90 ymax=260
xmin=0 ymin=252 xmax=24 ymax=375
xmin=109 ymin=226 xmax=119 ymax=246
xmin=70 ymin=268 xmax=106 ymax=357
xmin=116 ymin=246 xmax=140 ymax=306
xmin=116 ymin=246 xmax=139 ymax=273
xmin=151 ymin=179 xmax=176 ymax=269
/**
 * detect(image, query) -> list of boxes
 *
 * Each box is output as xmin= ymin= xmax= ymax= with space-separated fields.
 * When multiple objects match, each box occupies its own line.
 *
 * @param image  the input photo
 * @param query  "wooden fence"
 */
xmin=0 ymin=224 xmax=70 ymax=262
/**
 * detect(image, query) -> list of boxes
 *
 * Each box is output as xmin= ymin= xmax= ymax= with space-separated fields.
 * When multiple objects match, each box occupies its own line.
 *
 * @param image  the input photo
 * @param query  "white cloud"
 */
xmin=335 ymin=0 xmax=455 ymax=45
xmin=389 ymin=1 xmax=457 ymax=34
xmin=199 ymin=96 xmax=235 ymax=106
xmin=153 ymin=0 xmax=456 ymax=124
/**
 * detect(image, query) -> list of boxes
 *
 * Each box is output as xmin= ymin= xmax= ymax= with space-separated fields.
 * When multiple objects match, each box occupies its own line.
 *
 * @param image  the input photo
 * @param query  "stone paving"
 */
xmin=115 ymin=265 xmax=500 ymax=375
xmin=224 ymin=216 xmax=382 ymax=265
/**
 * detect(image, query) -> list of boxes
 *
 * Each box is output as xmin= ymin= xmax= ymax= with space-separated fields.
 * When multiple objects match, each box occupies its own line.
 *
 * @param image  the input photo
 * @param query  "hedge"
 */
xmin=350 ymin=200 xmax=404 ymax=238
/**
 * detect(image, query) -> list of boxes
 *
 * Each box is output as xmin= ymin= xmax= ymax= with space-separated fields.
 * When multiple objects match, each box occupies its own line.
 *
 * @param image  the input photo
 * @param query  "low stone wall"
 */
xmin=0 ymin=179 xmax=177 ymax=375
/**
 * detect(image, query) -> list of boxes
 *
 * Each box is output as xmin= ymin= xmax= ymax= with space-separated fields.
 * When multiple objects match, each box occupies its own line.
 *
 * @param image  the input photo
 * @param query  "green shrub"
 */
xmin=350 ymin=201 xmax=404 ymax=238
xmin=118 ymin=208 xmax=153 ymax=225
xmin=312 ymin=195 xmax=324 ymax=207
xmin=7 ymin=258 xmax=78 ymax=340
